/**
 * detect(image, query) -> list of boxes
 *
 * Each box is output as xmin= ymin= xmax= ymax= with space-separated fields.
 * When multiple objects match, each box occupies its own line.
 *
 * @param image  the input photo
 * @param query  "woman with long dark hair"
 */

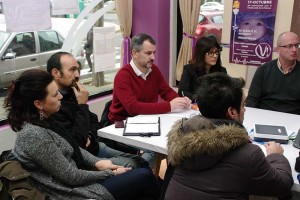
xmin=4 ymin=69 xmax=160 ymax=200
xmin=178 ymin=36 xmax=227 ymax=101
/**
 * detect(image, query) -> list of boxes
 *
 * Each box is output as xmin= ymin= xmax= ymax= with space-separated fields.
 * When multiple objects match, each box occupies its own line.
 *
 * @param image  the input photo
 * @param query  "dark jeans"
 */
xmin=86 ymin=52 xmax=92 ymax=70
xmin=100 ymin=168 xmax=161 ymax=200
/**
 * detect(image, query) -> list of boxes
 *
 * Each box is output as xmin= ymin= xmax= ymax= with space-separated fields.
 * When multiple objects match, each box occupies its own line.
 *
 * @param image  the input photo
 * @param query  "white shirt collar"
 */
xmin=130 ymin=60 xmax=152 ymax=80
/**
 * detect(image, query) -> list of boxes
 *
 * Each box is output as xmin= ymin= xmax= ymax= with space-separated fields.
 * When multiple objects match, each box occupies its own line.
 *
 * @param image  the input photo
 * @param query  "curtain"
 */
xmin=176 ymin=0 xmax=201 ymax=81
xmin=115 ymin=0 xmax=132 ymax=67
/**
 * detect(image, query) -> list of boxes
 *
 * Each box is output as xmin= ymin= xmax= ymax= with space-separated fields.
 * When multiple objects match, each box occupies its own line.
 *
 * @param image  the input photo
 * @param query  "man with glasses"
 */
xmin=246 ymin=31 xmax=300 ymax=115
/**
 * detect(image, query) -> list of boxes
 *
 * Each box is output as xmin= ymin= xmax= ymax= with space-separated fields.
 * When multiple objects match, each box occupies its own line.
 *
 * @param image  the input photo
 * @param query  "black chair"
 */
xmin=98 ymin=100 xmax=140 ymax=155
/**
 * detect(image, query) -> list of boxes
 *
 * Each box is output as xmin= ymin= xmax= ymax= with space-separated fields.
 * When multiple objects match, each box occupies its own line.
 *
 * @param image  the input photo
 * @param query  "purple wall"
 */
xmin=132 ymin=0 xmax=170 ymax=81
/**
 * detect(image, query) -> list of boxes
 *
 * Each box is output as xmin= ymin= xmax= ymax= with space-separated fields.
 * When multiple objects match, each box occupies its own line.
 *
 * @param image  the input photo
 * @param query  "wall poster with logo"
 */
xmin=229 ymin=0 xmax=278 ymax=66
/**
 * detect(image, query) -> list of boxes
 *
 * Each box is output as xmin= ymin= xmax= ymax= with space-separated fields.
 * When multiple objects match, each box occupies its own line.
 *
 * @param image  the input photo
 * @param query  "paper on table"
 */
xmin=125 ymin=123 xmax=159 ymax=133
xmin=126 ymin=116 xmax=159 ymax=124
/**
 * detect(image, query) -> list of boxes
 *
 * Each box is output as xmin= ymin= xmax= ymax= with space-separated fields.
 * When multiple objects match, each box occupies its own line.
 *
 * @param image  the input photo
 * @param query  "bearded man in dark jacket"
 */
xmin=46 ymin=52 xmax=148 ymax=168
xmin=165 ymin=73 xmax=293 ymax=200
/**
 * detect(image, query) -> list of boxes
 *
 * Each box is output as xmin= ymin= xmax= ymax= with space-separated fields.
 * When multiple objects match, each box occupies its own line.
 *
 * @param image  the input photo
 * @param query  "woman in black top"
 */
xmin=178 ymin=36 xmax=227 ymax=101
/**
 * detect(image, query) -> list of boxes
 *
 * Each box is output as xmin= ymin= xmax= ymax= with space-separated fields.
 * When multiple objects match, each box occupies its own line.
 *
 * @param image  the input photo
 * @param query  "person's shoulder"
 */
xmin=116 ymin=64 xmax=132 ymax=75
xmin=182 ymin=64 xmax=195 ymax=73
xmin=183 ymin=63 xmax=193 ymax=69
xmin=220 ymin=66 xmax=227 ymax=72
xmin=260 ymin=59 xmax=277 ymax=69
xmin=17 ymin=123 xmax=49 ymax=142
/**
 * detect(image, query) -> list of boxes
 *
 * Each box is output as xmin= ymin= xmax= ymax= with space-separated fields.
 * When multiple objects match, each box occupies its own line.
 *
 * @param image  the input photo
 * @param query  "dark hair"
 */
xmin=196 ymin=72 xmax=245 ymax=119
xmin=130 ymin=33 xmax=156 ymax=52
xmin=4 ymin=69 xmax=54 ymax=131
xmin=47 ymin=51 xmax=72 ymax=73
xmin=192 ymin=37 xmax=222 ymax=76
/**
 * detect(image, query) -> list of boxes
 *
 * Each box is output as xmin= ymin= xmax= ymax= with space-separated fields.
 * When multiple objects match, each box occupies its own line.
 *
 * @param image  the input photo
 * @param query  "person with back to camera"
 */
xmin=246 ymin=31 xmax=300 ymax=115
xmin=178 ymin=36 xmax=227 ymax=102
xmin=165 ymin=73 xmax=293 ymax=200
xmin=4 ymin=69 xmax=161 ymax=200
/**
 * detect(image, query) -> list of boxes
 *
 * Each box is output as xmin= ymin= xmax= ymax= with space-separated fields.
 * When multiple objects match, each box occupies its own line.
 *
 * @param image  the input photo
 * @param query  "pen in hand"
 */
xmin=182 ymin=91 xmax=184 ymax=97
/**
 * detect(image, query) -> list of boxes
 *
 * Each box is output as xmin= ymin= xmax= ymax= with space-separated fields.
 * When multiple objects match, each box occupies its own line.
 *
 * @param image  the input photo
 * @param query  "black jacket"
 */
xmin=178 ymin=64 xmax=227 ymax=101
xmin=165 ymin=116 xmax=293 ymax=200
xmin=48 ymin=90 xmax=100 ymax=155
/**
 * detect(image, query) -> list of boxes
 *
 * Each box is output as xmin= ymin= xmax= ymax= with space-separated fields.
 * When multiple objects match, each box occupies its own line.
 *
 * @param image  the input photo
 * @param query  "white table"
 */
xmin=98 ymin=107 xmax=300 ymax=191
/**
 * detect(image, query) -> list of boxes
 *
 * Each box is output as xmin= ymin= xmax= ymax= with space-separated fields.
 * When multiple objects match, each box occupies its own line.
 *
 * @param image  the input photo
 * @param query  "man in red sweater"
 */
xmin=108 ymin=33 xmax=191 ymax=123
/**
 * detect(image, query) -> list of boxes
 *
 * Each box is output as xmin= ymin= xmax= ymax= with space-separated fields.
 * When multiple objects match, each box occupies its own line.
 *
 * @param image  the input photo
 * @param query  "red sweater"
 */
xmin=108 ymin=64 xmax=179 ymax=122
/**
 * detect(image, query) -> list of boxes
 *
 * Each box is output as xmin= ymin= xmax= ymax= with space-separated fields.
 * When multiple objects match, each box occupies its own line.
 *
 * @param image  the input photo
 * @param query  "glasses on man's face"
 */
xmin=278 ymin=43 xmax=300 ymax=50
xmin=206 ymin=51 xmax=219 ymax=57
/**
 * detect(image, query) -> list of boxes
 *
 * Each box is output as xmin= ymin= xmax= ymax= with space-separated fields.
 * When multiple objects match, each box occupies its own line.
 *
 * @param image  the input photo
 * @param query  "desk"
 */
xmin=98 ymin=107 xmax=300 ymax=191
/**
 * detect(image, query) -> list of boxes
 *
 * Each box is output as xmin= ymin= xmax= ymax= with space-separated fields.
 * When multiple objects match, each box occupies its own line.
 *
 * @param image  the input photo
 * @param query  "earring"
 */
xmin=39 ymin=109 xmax=44 ymax=120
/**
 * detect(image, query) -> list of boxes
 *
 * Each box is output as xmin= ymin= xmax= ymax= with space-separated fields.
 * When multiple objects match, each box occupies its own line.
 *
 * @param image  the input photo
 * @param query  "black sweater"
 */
xmin=246 ymin=59 xmax=300 ymax=115
xmin=48 ymin=90 xmax=100 ymax=155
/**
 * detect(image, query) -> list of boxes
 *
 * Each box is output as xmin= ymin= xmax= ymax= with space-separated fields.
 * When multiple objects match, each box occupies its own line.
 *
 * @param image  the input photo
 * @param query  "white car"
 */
xmin=0 ymin=16 xmax=85 ymax=89
xmin=200 ymin=2 xmax=224 ymax=11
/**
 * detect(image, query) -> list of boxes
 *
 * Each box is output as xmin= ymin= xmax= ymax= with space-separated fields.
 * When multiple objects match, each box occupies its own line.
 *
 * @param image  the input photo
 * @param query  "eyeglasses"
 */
xmin=278 ymin=43 xmax=300 ymax=49
xmin=206 ymin=51 xmax=219 ymax=57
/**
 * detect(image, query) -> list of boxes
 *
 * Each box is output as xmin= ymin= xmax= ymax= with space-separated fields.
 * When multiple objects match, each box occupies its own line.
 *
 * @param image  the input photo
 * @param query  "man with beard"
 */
xmin=108 ymin=33 xmax=191 ymax=123
xmin=246 ymin=31 xmax=300 ymax=115
xmin=46 ymin=52 xmax=148 ymax=168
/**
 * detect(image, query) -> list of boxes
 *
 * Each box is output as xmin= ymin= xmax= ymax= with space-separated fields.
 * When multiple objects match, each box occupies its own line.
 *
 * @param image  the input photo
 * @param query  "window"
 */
xmin=0 ymin=1 xmax=121 ymax=121
xmin=211 ymin=15 xmax=223 ymax=24
xmin=38 ymin=30 xmax=63 ymax=52
xmin=4 ymin=32 xmax=35 ymax=57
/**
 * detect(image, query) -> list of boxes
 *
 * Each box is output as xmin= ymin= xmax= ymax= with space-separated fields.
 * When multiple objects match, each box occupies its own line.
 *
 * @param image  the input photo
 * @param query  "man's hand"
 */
xmin=170 ymin=97 xmax=191 ymax=111
xmin=71 ymin=82 xmax=89 ymax=104
xmin=112 ymin=167 xmax=132 ymax=175
xmin=85 ymin=137 xmax=91 ymax=148
xmin=95 ymin=160 xmax=119 ymax=171
xmin=264 ymin=141 xmax=284 ymax=155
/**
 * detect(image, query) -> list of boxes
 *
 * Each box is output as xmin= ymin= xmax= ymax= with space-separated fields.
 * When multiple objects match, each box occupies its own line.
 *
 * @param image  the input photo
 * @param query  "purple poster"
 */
xmin=230 ymin=0 xmax=278 ymax=66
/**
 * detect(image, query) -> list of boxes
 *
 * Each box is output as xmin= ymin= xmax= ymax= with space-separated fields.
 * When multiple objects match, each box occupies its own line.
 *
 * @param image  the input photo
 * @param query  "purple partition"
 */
xmin=132 ymin=0 xmax=171 ymax=81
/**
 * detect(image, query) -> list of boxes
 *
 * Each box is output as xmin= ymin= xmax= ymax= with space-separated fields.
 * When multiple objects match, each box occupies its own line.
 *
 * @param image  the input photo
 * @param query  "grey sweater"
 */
xmin=12 ymin=123 xmax=114 ymax=200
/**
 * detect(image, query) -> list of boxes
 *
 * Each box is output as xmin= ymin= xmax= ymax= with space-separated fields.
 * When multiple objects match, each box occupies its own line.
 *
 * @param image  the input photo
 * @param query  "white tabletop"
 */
xmin=98 ymin=107 xmax=300 ymax=189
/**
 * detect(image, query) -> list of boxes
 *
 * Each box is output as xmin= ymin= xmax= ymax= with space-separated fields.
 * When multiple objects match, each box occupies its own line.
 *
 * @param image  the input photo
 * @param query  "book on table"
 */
xmin=123 ymin=116 xmax=160 ymax=136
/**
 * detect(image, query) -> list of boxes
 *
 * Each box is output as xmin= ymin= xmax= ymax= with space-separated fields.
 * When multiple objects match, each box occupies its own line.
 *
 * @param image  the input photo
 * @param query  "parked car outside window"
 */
xmin=200 ymin=2 xmax=224 ymax=11
xmin=0 ymin=29 xmax=85 ymax=89
xmin=194 ymin=11 xmax=223 ymax=43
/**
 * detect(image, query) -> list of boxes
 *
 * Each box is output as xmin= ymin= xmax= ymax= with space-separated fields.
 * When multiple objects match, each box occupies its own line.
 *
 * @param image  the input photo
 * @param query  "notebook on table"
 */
xmin=123 ymin=116 xmax=161 ymax=136
xmin=253 ymin=124 xmax=289 ymax=144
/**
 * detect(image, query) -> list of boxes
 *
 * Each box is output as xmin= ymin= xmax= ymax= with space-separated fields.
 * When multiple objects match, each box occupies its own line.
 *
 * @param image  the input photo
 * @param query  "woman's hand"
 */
xmin=95 ymin=160 xmax=119 ymax=171
xmin=113 ymin=167 xmax=132 ymax=175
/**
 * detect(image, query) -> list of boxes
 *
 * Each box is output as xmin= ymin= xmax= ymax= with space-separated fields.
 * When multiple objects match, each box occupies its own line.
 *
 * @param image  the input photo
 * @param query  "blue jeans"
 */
xmin=97 ymin=142 xmax=149 ymax=169
xmin=100 ymin=168 xmax=161 ymax=200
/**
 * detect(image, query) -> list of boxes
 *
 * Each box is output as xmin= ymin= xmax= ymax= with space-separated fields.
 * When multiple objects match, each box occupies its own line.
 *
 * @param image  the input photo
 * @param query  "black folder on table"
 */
xmin=123 ymin=116 xmax=161 ymax=136
xmin=254 ymin=124 xmax=289 ymax=144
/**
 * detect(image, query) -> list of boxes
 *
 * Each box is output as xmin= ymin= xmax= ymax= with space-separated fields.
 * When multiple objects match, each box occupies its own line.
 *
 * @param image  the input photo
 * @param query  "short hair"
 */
xmin=47 ymin=51 xmax=72 ymax=73
xmin=195 ymin=72 xmax=245 ymax=119
xmin=130 ymin=33 xmax=156 ymax=53
xmin=4 ymin=69 xmax=54 ymax=131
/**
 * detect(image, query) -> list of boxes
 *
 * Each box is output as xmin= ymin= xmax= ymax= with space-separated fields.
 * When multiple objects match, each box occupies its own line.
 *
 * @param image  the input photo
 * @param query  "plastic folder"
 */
xmin=123 ymin=116 xmax=161 ymax=136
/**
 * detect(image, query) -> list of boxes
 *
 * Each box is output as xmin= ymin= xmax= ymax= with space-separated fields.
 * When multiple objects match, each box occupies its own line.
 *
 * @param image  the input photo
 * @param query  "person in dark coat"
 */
xmin=47 ymin=51 xmax=148 ymax=168
xmin=165 ymin=73 xmax=293 ymax=200
xmin=178 ymin=36 xmax=227 ymax=101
